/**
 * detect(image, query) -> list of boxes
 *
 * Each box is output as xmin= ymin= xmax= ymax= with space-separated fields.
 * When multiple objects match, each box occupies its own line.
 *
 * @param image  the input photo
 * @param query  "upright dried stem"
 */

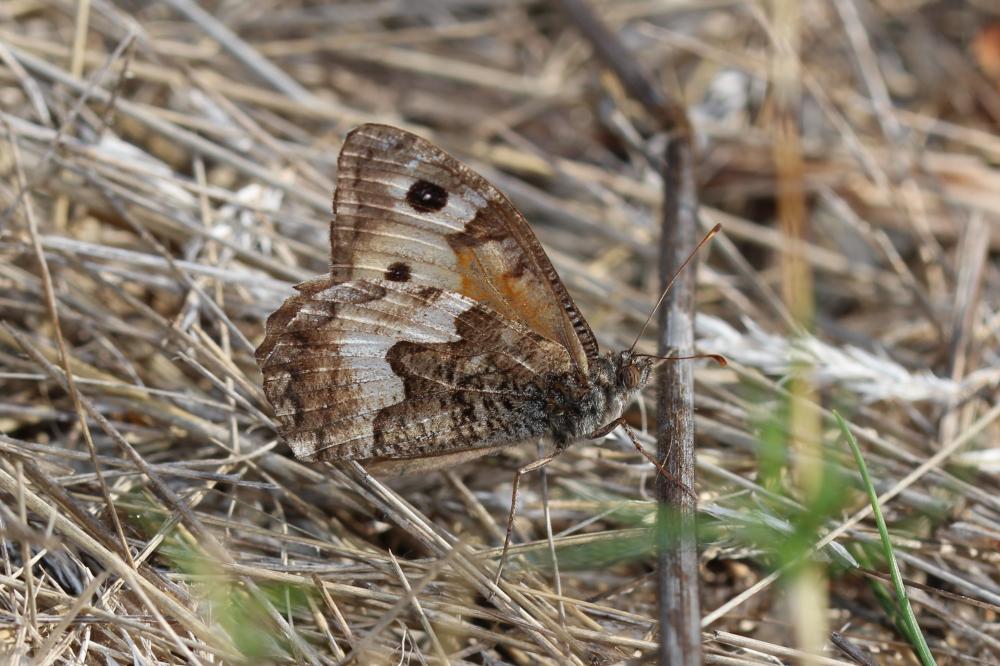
xmin=655 ymin=125 xmax=702 ymax=666
xmin=556 ymin=1 xmax=702 ymax=662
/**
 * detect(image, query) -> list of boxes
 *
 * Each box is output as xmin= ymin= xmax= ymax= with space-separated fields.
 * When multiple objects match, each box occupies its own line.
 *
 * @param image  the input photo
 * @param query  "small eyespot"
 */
xmin=406 ymin=180 xmax=448 ymax=212
xmin=384 ymin=262 xmax=411 ymax=282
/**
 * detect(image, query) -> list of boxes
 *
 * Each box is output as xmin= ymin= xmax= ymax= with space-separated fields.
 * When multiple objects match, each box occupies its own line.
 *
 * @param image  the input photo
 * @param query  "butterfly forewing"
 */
xmin=331 ymin=124 xmax=599 ymax=378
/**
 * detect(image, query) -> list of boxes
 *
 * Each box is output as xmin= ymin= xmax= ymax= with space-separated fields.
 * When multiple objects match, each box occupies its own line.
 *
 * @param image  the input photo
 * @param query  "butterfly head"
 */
xmin=614 ymin=350 xmax=655 ymax=394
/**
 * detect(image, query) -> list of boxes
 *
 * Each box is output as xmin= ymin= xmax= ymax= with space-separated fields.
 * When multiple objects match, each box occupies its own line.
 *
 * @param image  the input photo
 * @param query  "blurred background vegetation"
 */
xmin=1 ymin=1 xmax=998 ymax=663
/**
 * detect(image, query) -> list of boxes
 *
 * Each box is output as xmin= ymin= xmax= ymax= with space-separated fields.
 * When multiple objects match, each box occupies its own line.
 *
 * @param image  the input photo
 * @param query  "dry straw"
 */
xmin=1 ymin=1 xmax=999 ymax=664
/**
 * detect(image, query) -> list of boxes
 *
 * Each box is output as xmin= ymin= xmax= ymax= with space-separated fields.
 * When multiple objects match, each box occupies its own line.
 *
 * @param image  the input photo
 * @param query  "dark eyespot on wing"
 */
xmin=385 ymin=261 xmax=411 ymax=282
xmin=406 ymin=179 xmax=448 ymax=212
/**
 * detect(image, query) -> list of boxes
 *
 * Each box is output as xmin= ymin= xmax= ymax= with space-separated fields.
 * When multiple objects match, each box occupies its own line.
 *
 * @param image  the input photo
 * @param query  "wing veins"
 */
xmin=329 ymin=225 xmax=448 ymax=251
xmin=337 ymin=204 xmax=464 ymax=232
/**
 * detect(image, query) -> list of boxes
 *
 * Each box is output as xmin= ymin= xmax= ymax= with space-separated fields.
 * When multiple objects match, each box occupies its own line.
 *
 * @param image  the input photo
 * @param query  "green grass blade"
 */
xmin=834 ymin=410 xmax=935 ymax=666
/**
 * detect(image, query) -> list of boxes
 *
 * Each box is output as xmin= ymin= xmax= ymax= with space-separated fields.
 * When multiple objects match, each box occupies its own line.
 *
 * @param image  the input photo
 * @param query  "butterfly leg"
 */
xmin=588 ymin=418 xmax=697 ymax=503
xmin=494 ymin=453 xmax=560 ymax=588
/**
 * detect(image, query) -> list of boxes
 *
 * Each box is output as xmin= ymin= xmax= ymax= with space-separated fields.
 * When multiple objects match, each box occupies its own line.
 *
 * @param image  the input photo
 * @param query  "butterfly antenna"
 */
xmin=636 ymin=352 xmax=728 ymax=367
xmin=628 ymin=223 xmax=721 ymax=354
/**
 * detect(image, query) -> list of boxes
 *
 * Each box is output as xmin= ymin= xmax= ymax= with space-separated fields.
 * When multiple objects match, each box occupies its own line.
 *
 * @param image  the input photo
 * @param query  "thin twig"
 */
xmin=5 ymin=119 xmax=136 ymax=569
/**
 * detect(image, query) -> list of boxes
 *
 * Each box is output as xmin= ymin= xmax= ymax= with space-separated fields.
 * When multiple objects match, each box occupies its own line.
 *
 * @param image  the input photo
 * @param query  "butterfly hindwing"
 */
xmin=256 ymin=278 xmax=573 ymax=463
xmin=331 ymin=124 xmax=599 ymax=379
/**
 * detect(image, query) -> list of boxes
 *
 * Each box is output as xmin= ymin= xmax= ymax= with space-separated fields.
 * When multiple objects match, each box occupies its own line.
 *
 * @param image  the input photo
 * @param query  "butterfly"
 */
xmin=255 ymin=124 xmax=701 ymax=579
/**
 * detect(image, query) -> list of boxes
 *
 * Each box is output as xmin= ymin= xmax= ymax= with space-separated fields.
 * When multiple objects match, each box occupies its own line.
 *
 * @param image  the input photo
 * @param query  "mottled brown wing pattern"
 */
xmin=331 ymin=124 xmax=599 ymax=379
xmin=255 ymin=278 xmax=573 ymax=463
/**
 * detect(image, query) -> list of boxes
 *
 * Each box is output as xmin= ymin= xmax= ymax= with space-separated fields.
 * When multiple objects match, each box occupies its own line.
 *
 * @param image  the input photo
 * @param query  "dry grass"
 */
xmin=1 ymin=1 xmax=999 ymax=664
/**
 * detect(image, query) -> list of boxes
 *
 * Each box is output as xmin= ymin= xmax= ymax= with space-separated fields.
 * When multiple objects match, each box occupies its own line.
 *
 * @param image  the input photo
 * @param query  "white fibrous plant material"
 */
xmin=951 ymin=449 xmax=1000 ymax=473
xmin=185 ymin=89 xmax=254 ymax=153
xmin=690 ymin=69 xmax=750 ymax=128
xmin=96 ymin=133 xmax=195 ymax=206
xmin=214 ymin=183 xmax=284 ymax=255
xmin=695 ymin=314 xmax=966 ymax=404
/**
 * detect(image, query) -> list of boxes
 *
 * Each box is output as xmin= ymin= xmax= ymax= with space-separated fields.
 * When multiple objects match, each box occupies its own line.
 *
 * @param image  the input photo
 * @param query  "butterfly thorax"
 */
xmin=545 ymin=351 xmax=654 ymax=448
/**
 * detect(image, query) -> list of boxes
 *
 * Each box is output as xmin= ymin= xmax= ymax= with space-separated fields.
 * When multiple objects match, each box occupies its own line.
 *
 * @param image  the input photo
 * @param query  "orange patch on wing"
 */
xmin=497 ymin=270 xmax=529 ymax=302
xmin=453 ymin=245 xmax=555 ymax=341
xmin=453 ymin=247 xmax=483 ymax=296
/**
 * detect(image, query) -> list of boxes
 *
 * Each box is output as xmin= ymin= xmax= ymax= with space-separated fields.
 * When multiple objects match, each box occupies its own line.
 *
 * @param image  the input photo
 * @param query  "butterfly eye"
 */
xmin=622 ymin=365 xmax=643 ymax=389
